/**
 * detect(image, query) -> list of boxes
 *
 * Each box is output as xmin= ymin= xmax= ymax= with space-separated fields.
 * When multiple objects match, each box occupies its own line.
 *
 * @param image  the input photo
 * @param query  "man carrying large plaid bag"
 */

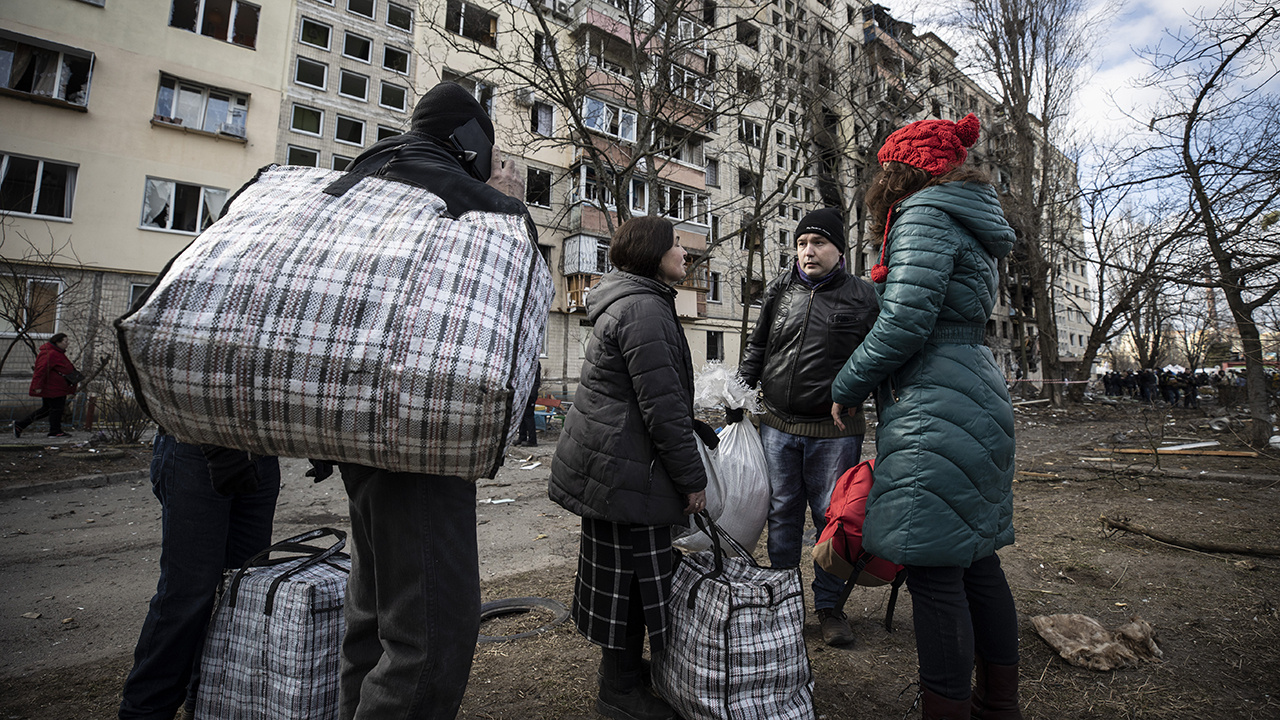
xmin=331 ymin=82 xmax=542 ymax=720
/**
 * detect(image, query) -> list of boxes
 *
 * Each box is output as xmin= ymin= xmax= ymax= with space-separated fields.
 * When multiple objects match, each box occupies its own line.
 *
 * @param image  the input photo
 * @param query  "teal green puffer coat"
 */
xmin=831 ymin=181 xmax=1016 ymax=567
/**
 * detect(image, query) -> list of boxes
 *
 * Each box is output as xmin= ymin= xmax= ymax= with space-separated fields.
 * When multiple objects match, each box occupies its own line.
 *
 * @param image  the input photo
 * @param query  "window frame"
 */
xmin=338 ymin=69 xmax=370 ymax=101
xmin=342 ymin=31 xmax=373 ymax=63
xmin=293 ymin=56 xmax=328 ymax=90
xmin=153 ymin=74 xmax=249 ymax=137
xmin=525 ymin=167 xmax=552 ymax=208
xmin=285 ymin=145 xmax=320 ymax=167
xmin=581 ymin=96 xmax=637 ymax=142
xmin=382 ymin=45 xmax=410 ymax=74
xmin=708 ymin=271 xmax=722 ymax=302
xmin=386 ymin=2 xmax=413 ymax=31
xmin=707 ymin=330 xmax=724 ymax=362
xmin=0 ymin=153 xmax=78 ymax=221
xmin=0 ymin=31 xmax=96 ymax=109
xmin=331 ymin=154 xmax=354 ymax=171
xmin=376 ymin=125 xmax=400 ymax=141
xmin=298 ymin=17 xmax=332 ymax=50
xmin=347 ymin=0 xmax=375 ymax=19
xmin=334 ymin=114 xmax=366 ymax=147
xmin=444 ymin=0 xmax=498 ymax=47
xmin=139 ymin=175 xmax=229 ymax=235
xmin=530 ymin=101 xmax=553 ymax=137
xmin=290 ymin=103 xmax=324 ymax=136
xmin=167 ymin=0 xmax=260 ymax=49
xmin=378 ymin=81 xmax=407 ymax=111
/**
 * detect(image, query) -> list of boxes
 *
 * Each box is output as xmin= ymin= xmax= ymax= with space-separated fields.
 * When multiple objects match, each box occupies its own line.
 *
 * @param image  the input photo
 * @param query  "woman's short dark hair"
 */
xmin=610 ymin=216 xmax=675 ymax=278
xmin=50 ymin=332 xmax=68 ymax=345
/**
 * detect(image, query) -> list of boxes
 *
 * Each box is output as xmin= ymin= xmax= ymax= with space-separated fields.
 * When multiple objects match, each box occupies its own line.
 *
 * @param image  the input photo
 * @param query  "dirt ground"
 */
xmin=2 ymin=399 xmax=1279 ymax=719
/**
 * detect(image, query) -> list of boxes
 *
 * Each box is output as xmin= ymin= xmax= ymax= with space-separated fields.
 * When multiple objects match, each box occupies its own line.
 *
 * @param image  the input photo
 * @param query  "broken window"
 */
xmin=445 ymin=0 xmax=498 ymax=47
xmin=0 ymin=153 xmax=77 ymax=219
xmin=530 ymin=101 xmax=553 ymax=136
xmin=141 ymin=177 xmax=227 ymax=234
xmin=154 ymin=75 xmax=248 ymax=136
xmin=168 ymin=0 xmax=259 ymax=49
xmin=525 ymin=168 xmax=552 ymax=207
xmin=0 ymin=34 xmax=94 ymax=107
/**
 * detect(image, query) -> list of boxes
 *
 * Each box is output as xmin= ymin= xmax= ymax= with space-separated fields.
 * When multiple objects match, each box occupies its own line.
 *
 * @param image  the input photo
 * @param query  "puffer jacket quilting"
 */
xmin=831 ymin=181 xmax=1016 ymax=567
xmin=549 ymin=271 xmax=707 ymax=526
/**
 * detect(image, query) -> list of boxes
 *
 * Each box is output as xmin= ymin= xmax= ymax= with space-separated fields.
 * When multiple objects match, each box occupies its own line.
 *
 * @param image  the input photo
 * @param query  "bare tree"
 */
xmin=951 ymin=0 xmax=1103 ymax=404
xmin=1131 ymin=1 xmax=1280 ymax=445
xmin=0 ymin=216 xmax=89 ymax=375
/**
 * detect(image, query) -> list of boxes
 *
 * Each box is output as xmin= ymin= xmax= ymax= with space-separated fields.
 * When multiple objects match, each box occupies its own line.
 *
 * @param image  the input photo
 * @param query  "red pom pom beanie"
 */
xmin=869 ymin=114 xmax=981 ymax=282
xmin=877 ymin=113 xmax=981 ymax=176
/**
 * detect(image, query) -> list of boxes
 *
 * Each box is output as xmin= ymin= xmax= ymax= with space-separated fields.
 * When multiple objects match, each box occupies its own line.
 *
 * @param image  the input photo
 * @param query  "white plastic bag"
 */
xmin=673 ymin=421 xmax=770 ymax=555
xmin=675 ymin=365 xmax=770 ymax=554
xmin=693 ymin=363 xmax=761 ymax=413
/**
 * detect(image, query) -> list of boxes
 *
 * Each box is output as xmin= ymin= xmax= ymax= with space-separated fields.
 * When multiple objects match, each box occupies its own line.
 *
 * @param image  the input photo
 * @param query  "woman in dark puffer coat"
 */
xmin=549 ymin=216 xmax=707 ymax=720
xmin=831 ymin=114 xmax=1023 ymax=720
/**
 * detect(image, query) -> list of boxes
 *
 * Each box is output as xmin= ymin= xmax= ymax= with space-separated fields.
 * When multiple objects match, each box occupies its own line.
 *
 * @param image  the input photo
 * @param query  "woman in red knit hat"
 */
xmin=831 ymin=114 xmax=1023 ymax=720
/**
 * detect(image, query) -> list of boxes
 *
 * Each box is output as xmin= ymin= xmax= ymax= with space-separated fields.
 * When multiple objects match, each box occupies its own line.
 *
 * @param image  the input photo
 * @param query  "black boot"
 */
xmin=597 ymin=648 xmax=675 ymax=720
xmin=921 ymin=684 xmax=972 ymax=720
xmin=971 ymin=657 xmax=1024 ymax=720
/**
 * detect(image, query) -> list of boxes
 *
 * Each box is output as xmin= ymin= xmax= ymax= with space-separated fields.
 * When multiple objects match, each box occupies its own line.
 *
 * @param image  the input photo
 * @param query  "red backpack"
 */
xmin=814 ymin=459 xmax=907 ymax=630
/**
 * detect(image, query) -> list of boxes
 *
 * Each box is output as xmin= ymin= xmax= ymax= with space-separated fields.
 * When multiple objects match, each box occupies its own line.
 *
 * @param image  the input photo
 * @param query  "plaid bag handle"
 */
xmin=686 ymin=511 xmax=761 ymax=608
xmin=226 ymin=527 xmax=348 ymax=615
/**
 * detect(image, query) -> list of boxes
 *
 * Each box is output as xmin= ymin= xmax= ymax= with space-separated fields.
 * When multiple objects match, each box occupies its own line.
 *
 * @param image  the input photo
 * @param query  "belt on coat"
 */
xmin=927 ymin=322 xmax=987 ymax=344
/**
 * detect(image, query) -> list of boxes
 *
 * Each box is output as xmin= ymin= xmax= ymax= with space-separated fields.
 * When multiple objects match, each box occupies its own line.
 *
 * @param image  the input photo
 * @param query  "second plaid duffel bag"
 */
xmin=196 ymin=528 xmax=351 ymax=720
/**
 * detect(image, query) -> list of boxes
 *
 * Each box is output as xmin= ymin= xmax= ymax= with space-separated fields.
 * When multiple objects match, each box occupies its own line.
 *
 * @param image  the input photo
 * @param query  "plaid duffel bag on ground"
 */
xmin=116 ymin=164 xmax=552 ymax=479
xmin=196 ymin=528 xmax=350 ymax=720
xmin=653 ymin=513 xmax=815 ymax=720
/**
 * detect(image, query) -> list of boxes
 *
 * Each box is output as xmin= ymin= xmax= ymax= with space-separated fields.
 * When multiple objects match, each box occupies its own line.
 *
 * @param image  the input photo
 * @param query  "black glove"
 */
xmin=724 ymin=407 xmax=744 ymax=424
xmin=200 ymin=444 xmax=260 ymax=496
xmin=693 ymin=419 xmax=720 ymax=450
xmin=306 ymin=460 xmax=334 ymax=483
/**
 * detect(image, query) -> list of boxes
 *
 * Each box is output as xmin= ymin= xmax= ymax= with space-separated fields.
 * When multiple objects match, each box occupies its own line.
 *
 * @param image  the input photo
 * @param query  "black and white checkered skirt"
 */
xmin=572 ymin=518 xmax=675 ymax=652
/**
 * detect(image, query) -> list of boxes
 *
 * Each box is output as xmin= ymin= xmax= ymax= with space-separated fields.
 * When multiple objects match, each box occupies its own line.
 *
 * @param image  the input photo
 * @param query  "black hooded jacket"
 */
xmin=548 ymin=272 xmax=708 ymax=526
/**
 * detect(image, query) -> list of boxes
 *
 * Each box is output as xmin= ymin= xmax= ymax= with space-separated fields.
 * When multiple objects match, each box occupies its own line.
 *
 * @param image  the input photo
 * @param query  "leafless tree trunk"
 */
xmin=1132 ymin=1 xmax=1280 ymax=446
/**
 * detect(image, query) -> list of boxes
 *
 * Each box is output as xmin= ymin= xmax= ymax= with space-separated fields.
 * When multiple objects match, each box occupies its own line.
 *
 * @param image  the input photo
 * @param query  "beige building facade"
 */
xmin=0 ymin=0 xmax=291 ymax=408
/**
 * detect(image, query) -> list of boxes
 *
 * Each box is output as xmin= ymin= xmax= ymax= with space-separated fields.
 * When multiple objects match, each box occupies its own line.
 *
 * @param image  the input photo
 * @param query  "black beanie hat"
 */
xmin=794 ymin=208 xmax=846 ymax=253
xmin=410 ymin=81 xmax=495 ymax=144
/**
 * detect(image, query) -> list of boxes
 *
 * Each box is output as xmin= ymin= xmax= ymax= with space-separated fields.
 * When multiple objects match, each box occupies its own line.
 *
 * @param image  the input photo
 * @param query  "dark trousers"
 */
xmin=17 ymin=395 xmax=67 ymax=434
xmin=905 ymin=553 xmax=1020 ymax=701
xmin=517 ymin=402 xmax=538 ymax=445
xmin=119 ymin=436 xmax=280 ymax=720
xmin=339 ymin=465 xmax=480 ymax=720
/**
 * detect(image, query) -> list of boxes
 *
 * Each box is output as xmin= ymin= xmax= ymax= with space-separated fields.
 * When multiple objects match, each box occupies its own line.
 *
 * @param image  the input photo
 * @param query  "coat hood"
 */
xmin=899 ymin=182 xmax=1014 ymax=260
xmin=586 ymin=271 xmax=675 ymax=322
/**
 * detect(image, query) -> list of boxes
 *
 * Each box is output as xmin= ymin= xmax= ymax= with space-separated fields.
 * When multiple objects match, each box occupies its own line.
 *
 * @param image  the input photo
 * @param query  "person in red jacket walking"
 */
xmin=15 ymin=332 xmax=78 ymax=438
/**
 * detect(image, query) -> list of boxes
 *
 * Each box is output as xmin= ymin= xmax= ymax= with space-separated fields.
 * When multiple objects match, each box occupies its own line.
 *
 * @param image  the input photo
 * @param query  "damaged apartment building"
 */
xmin=0 ymin=0 xmax=1089 ymax=415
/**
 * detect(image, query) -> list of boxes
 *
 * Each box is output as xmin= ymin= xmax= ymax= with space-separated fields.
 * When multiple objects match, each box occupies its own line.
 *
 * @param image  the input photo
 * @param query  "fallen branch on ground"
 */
xmin=1100 ymin=515 xmax=1280 ymax=557
xmin=1093 ymin=448 xmax=1258 ymax=457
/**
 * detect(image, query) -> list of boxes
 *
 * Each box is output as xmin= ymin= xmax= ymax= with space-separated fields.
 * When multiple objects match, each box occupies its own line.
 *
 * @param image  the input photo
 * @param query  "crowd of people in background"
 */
xmin=1099 ymin=368 xmax=1255 ymax=408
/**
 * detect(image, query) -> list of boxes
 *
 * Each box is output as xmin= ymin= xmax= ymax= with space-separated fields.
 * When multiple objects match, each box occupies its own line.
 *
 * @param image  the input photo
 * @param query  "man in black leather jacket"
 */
xmin=738 ymin=208 xmax=878 ymax=647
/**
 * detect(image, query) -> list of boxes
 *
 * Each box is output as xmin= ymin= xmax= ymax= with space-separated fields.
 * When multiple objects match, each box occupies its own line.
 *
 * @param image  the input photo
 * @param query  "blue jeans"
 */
xmin=339 ymin=465 xmax=480 ymax=720
xmin=119 ymin=435 xmax=280 ymax=720
xmin=905 ymin=553 xmax=1020 ymax=700
xmin=759 ymin=424 xmax=863 ymax=610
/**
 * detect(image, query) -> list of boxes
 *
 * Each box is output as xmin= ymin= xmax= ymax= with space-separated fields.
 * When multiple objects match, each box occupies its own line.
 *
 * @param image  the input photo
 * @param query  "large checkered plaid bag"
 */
xmin=653 ymin=514 xmax=815 ymax=720
xmin=116 ymin=164 xmax=552 ymax=479
xmin=196 ymin=528 xmax=350 ymax=720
